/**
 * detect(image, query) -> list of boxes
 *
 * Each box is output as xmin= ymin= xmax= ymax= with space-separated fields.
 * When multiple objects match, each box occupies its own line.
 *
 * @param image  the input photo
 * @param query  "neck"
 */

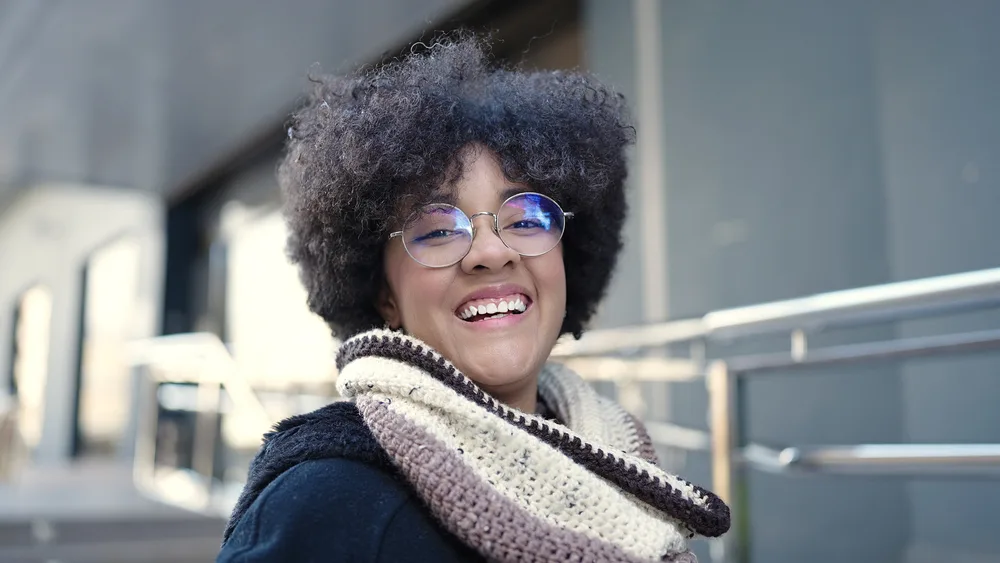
xmin=482 ymin=378 xmax=539 ymax=414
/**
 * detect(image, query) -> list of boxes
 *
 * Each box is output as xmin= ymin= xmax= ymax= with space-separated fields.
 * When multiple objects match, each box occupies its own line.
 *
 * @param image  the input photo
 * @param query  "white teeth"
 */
xmin=458 ymin=295 xmax=529 ymax=320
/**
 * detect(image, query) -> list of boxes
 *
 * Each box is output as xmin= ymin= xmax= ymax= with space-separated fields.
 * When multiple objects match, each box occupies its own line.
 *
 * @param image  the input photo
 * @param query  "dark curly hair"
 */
xmin=280 ymin=36 xmax=635 ymax=339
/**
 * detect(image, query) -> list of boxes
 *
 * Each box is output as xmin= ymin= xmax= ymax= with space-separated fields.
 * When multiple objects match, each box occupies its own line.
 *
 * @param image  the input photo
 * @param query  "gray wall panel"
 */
xmin=586 ymin=1 xmax=910 ymax=561
xmin=581 ymin=0 xmax=644 ymax=331
xmin=875 ymin=1 xmax=1000 ymax=560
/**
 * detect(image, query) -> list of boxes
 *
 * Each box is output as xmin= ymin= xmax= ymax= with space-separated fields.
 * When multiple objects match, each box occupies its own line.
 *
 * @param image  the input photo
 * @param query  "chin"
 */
xmin=460 ymin=348 xmax=539 ymax=389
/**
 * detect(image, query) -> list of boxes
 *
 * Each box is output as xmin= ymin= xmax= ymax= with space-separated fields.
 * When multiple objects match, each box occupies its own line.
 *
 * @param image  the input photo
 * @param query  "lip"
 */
xmin=455 ymin=283 xmax=534 ymax=315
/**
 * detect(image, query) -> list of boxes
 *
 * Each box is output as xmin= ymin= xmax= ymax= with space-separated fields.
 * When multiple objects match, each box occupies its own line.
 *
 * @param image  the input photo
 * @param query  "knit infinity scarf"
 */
xmin=335 ymin=329 xmax=730 ymax=562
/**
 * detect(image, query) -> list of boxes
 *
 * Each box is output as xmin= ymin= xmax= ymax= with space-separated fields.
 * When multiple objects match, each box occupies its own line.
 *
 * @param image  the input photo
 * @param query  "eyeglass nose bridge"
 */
xmin=464 ymin=211 xmax=520 ymax=262
xmin=467 ymin=211 xmax=501 ymax=236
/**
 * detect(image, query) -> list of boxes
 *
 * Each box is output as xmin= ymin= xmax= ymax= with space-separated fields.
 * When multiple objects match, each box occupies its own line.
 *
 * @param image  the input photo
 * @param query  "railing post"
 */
xmin=192 ymin=381 xmax=222 ymax=489
xmin=708 ymin=360 xmax=747 ymax=563
xmin=131 ymin=366 xmax=159 ymax=492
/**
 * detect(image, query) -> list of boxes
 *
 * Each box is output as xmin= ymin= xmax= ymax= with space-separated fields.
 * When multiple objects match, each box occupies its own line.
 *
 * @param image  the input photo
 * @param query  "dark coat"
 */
xmin=216 ymin=401 xmax=481 ymax=562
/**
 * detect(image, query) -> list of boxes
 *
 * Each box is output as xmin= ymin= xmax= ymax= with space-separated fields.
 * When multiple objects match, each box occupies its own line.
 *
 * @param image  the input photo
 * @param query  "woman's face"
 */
xmin=379 ymin=148 xmax=567 ymax=405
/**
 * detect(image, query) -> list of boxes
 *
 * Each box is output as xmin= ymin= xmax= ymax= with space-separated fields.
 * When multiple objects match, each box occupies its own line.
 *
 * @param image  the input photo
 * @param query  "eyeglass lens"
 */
xmin=401 ymin=193 xmax=566 ymax=267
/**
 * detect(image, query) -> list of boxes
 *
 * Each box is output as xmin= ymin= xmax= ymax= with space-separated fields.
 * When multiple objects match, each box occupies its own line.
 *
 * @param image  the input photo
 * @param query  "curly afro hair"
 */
xmin=280 ymin=36 xmax=635 ymax=340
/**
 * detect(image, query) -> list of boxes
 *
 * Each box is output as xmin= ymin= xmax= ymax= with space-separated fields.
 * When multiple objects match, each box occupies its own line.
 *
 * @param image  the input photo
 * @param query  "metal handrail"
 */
xmin=128 ymin=332 xmax=274 ymax=428
xmin=737 ymin=442 xmax=1000 ymax=476
xmin=705 ymin=267 xmax=1000 ymax=339
xmin=551 ymin=318 xmax=706 ymax=357
xmin=127 ymin=333 xmax=278 ymax=513
xmin=555 ymin=356 xmax=702 ymax=382
xmin=773 ymin=444 xmax=1000 ymax=475
xmin=552 ymin=266 xmax=1000 ymax=357
xmin=563 ymin=329 xmax=1000 ymax=482
xmin=127 ymin=331 xmax=346 ymax=514
xmin=706 ymin=322 xmax=1000 ymax=563
xmin=644 ymin=421 xmax=711 ymax=452
xmin=553 ymin=267 xmax=1000 ymax=563
xmin=727 ymin=328 xmax=1000 ymax=373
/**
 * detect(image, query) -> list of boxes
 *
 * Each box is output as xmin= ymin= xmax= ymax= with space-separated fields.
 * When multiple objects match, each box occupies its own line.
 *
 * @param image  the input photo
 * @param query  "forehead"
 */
xmin=431 ymin=185 xmax=528 ymax=208
xmin=438 ymin=146 xmax=530 ymax=206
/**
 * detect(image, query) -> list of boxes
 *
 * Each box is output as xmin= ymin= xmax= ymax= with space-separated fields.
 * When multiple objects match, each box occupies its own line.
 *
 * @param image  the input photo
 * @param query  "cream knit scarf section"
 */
xmin=336 ymin=329 xmax=730 ymax=563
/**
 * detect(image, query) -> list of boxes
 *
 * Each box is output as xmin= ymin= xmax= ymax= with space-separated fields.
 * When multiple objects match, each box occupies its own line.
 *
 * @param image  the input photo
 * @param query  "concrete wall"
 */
xmin=0 ymin=0 xmax=469 ymax=204
xmin=586 ymin=0 xmax=1000 ymax=561
xmin=0 ymin=184 xmax=164 ymax=464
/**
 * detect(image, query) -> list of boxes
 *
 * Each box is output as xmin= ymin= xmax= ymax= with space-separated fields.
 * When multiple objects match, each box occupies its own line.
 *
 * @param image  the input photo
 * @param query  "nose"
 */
xmin=460 ymin=213 xmax=520 ymax=273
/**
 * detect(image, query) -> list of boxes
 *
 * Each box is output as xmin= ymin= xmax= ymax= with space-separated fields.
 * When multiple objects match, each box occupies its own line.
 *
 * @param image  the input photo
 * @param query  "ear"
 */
xmin=376 ymin=281 xmax=401 ymax=330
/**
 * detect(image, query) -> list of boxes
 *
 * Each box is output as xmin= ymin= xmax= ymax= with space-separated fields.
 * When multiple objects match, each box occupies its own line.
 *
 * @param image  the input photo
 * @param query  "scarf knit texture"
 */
xmin=224 ymin=329 xmax=730 ymax=562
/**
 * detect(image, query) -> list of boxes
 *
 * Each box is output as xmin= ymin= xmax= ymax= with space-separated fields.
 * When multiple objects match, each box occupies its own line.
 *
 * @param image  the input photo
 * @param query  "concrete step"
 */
xmin=0 ymin=460 xmax=228 ymax=562
xmin=0 ymin=514 xmax=225 ymax=563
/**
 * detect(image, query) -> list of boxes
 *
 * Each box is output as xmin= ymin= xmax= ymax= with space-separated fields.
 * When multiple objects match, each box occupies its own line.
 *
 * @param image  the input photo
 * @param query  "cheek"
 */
xmin=384 ymin=250 xmax=451 ymax=318
xmin=532 ymin=249 xmax=567 ymax=306
xmin=382 ymin=246 xmax=407 ymax=296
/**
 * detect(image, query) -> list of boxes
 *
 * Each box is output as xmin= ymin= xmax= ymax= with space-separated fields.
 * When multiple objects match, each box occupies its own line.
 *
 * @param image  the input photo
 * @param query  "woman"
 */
xmin=218 ymin=36 xmax=729 ymax=562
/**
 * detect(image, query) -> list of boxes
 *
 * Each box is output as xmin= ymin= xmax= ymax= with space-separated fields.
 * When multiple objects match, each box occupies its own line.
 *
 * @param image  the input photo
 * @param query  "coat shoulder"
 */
xmin=219 ymin=457 xmax=480 ymax=562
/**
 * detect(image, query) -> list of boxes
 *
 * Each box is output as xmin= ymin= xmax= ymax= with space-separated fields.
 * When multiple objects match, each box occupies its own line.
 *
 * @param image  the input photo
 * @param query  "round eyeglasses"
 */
xmin=388 ymin=192 xmax=574 ymax=268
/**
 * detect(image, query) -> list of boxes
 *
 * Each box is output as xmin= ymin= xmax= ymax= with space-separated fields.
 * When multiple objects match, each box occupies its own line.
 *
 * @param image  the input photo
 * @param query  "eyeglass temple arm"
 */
xmin=564 ymin=212 xmax=575 ymax=219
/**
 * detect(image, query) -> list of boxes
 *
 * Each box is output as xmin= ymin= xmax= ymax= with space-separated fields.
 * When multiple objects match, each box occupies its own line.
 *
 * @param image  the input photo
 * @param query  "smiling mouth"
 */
xmin=456 ymin=295 xmax=532 ymax=322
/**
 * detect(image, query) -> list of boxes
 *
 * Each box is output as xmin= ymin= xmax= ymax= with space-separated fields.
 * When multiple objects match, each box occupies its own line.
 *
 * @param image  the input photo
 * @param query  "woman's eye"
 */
xmin=415 ymin=229 xmax=457 ymax=241
xmin=510 ymin=219 xmax=546 ymax=230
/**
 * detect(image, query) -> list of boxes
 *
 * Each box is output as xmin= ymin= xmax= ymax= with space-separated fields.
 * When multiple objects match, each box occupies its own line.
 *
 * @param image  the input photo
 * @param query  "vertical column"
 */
xmin=35 ymin=265 xmax=84 ymax=464
xmin=632 ymin=0 xmax=669 ymax=324
xmin=625 ymin=0 xmax=674 ymax=425
xmin=0 ymin=296 xmax=12 ymax=394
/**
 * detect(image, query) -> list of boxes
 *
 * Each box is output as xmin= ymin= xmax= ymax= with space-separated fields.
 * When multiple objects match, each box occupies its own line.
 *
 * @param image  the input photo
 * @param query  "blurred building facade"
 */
xmin=1 ymin=1 xmax=998 ymax=562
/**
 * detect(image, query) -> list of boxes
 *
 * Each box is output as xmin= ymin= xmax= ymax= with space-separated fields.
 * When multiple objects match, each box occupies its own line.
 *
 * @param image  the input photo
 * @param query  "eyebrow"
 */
xmin=499 ymin=186 xmax=528 ymax=201
xmin=440 ymin=186 xmax=532 ymax=207
xmin=425 ymin=186 xmax=530 ymax=208
xmin=427 ymin=191 xmax=456 ymax=206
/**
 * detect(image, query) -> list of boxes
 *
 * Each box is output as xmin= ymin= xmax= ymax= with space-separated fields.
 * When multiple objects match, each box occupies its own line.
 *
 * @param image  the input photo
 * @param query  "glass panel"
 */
xmin=225 ymin=207 xmax=337 ymax=383
xmin=77 ymin=236 xmax=141 ymax=457
xmin=223 ymin=206 xmax=338 ymax=451
xmin=11 ymin=285 xmax=53 ymax=452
